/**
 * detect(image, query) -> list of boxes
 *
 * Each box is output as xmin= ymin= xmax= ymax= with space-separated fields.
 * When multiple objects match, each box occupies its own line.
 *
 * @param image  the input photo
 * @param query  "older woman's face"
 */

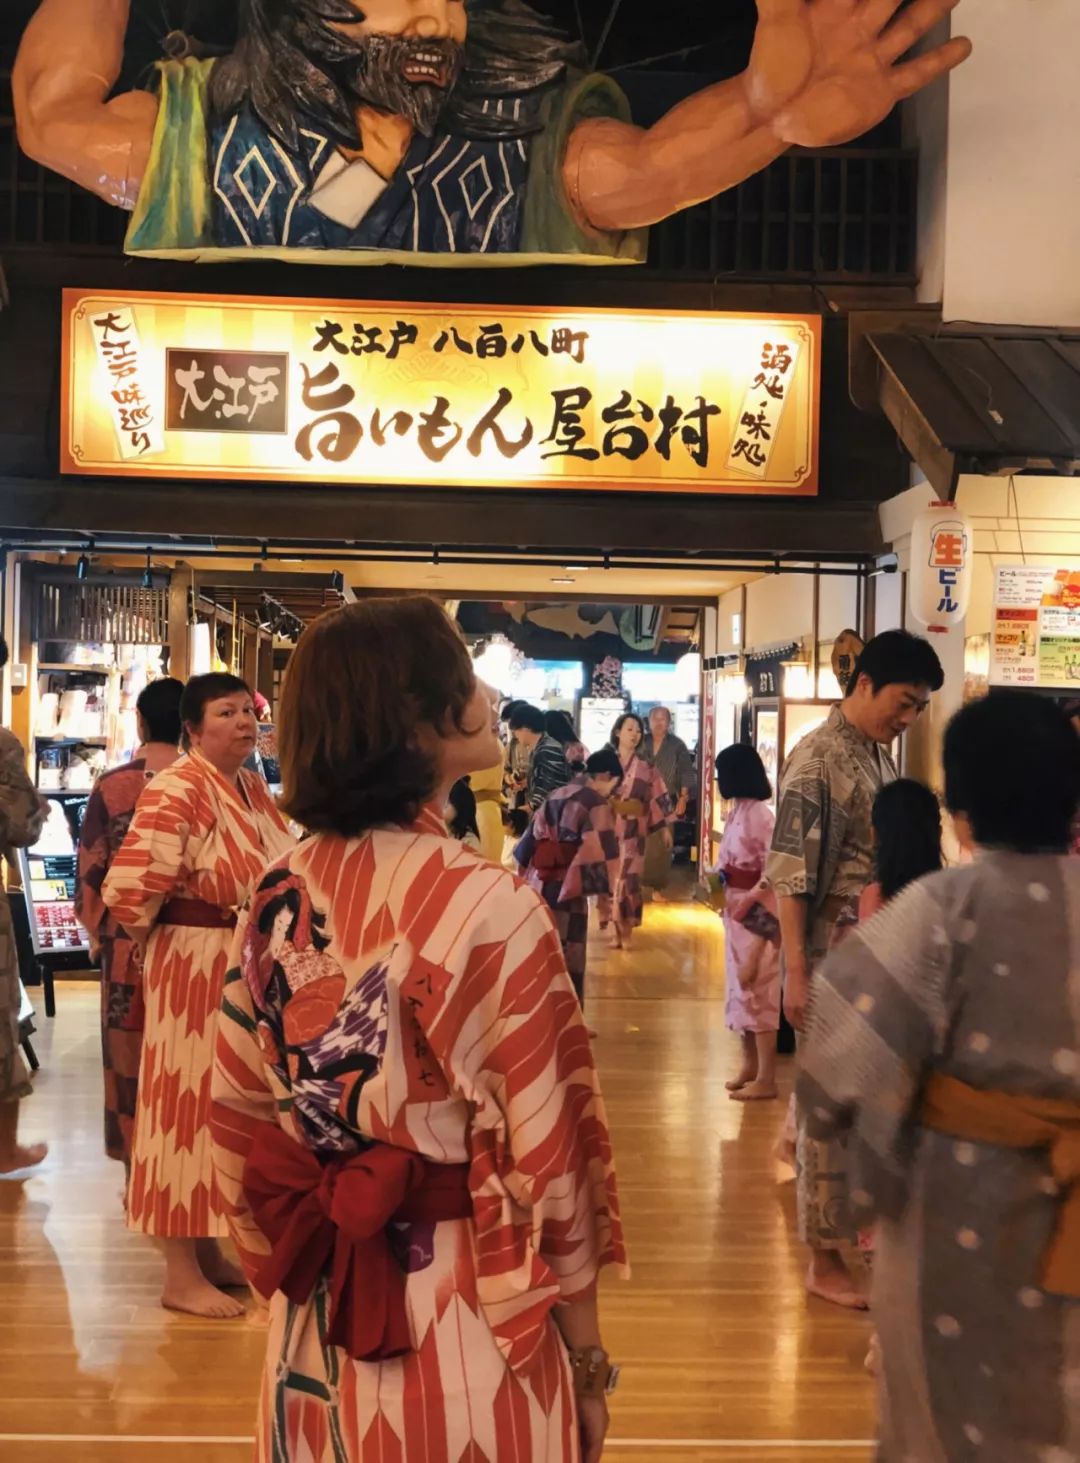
xmin=187 ymin=691 xmax=258 ymax=775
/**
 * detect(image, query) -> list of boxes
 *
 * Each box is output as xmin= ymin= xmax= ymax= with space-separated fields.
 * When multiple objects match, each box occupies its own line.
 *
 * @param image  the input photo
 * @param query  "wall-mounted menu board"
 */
xmin=16 ymin=794 xmax=90 ymax=955
xmin=991 ymin=565 xmax=1080 ymax=690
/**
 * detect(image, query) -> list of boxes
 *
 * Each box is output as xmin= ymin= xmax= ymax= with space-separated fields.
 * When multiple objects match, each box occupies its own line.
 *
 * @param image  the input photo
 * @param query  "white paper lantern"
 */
xmin=674 ymin=651 xmax=702 ymax=699
xmin=472 ymin=636 xmax=518 ymax=695
xmin=908 ymin=501 xmax=973 ymax=632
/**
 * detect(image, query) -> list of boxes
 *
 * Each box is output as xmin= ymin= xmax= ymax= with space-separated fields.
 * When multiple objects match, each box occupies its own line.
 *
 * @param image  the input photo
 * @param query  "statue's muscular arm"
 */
xmin=14 ymin=0 xmax=156 ymax=210
xmin=566 ymin=0 xmax=971 ymax=235
xmin=13 ymin=0 xmax=971 ymax=233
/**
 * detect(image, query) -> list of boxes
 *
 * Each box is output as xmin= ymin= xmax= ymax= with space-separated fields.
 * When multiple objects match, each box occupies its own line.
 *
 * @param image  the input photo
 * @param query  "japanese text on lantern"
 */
xmin=62 ymin=292 xmax=820 ymax=495
xmin=928 ymin=521 xmax=968 ymax=615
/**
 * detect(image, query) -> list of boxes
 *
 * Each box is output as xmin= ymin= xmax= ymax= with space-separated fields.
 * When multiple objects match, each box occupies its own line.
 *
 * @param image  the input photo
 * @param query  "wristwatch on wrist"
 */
xmin=568 ymin=1346 xmax=621 ymax=1398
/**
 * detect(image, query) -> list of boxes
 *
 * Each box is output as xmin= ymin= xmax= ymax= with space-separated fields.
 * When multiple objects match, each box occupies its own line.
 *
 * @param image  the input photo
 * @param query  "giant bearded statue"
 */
xmin=14 ymin=0 xmax=970 ymax=266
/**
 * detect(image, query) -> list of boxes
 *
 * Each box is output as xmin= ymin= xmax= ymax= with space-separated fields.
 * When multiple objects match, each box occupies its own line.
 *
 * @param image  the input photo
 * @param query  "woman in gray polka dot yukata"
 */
xmin=799 ymin=692 xmax=1080 ymax=1462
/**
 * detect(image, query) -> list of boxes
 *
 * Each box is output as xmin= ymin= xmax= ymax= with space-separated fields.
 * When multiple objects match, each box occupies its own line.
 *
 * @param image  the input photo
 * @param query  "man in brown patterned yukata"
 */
xmin=766 ymin=630 xmax=944 ymax=1308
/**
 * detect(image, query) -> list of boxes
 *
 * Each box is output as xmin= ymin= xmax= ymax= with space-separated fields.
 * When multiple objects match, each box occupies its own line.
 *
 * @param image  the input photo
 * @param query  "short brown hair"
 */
xmin=278 ymin=597 xmax=476 ymax=837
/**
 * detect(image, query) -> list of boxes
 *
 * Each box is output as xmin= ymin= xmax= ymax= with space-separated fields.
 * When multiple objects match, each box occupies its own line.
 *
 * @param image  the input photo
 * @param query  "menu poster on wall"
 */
xmin=990 ymin=566 xmax=1080 ymax=689
xmin=16 ymin=795 xmax=91 ymax=956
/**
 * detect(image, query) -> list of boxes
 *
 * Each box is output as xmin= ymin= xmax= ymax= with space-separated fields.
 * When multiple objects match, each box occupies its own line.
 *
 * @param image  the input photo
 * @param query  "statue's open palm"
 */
xmin=748 ymin=0 xmax=972 ymax=147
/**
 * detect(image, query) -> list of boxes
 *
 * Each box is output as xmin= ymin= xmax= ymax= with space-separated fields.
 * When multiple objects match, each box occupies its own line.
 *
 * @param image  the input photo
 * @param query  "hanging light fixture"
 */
xmin=141 ymin=548 xmax=153 ymax=590
xmin=472 ymin=635 xmax=517 ymax=694
xmin=674 ymin=650 xmax=702 ymax=699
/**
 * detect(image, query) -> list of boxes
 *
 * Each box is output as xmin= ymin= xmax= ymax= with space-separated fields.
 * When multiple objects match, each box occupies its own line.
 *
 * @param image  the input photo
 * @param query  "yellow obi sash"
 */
xmin=921 ymin=1071 xmax=1080 ymax=1298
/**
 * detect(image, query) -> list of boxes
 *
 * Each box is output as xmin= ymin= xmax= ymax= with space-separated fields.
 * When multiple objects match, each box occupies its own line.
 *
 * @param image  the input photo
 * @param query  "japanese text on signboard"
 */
xmin=88 ymin=309 xmax=163 ymax=459
xmin=62 ymin=293 xmax=821 ymax=495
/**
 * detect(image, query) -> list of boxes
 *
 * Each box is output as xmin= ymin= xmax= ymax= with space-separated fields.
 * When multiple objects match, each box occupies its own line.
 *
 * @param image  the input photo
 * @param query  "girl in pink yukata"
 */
xmin=714 ymin=745 xmax=782 ymax=1102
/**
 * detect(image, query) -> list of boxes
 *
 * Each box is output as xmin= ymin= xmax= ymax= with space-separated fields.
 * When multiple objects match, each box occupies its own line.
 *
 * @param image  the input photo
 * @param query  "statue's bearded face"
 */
xmin=327 ymin=1 xmax=467 ymax=137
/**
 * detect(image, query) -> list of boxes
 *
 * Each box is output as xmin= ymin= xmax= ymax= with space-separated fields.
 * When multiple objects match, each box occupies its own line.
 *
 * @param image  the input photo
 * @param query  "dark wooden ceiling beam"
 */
xmin=0 ymin=476 xmax=885 ymax=556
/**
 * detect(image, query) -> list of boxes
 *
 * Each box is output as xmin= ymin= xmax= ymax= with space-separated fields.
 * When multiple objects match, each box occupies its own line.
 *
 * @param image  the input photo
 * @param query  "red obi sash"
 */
xmin=533 ymin=839 xmax=578 ymax=875
xmin=159 ymin=898 xmax=238 ymax=929
xmin=243 ymin=1126 xmax=472 ymax=1361
xmin=722 ymin=865 xmax=763 ymax=892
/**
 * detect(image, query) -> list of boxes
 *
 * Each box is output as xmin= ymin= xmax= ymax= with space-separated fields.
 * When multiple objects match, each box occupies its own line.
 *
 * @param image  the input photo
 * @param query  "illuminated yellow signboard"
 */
xmin=61 ymin=290 xmax=820 ymax=496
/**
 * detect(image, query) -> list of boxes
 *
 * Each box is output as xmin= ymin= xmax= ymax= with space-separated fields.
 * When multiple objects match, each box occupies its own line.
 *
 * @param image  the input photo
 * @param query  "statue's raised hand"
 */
xmin=748 ymin=0 xmax=972 ymax=147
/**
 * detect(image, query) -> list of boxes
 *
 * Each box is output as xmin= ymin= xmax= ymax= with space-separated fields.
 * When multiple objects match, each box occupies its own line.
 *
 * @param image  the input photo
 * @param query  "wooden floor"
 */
xmin=0 ymin=900 xmax=875 ymax=1462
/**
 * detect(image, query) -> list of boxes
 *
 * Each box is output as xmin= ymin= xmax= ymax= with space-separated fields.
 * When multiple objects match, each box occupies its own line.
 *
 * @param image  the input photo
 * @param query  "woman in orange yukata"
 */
xmin=211 ymin=598 xmax=626 ymax=1463
xmin=104 ymin=673 xmax=293 ymax=1319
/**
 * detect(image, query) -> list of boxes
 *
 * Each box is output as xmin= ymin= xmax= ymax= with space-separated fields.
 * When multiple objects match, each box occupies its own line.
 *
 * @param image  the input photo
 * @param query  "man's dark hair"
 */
xmin=137 ymin=677 xmax=184 ymax=747
xmin=845 ymin=629 xmax=944 ymax=699
xmin=208 ymin=0 xmax=580 ymax=153
xmin=715 ymin=743 xmax=771 ymax=802
xmin=586 ymin=747 xmax=623 ymax=781
xmin=508 ymin=704 xmax=546 ymax=735
xmin=945 ymin=691 xmax=1080 ymax=853
xmin=544 ymin=710 xmax=578 ymax=745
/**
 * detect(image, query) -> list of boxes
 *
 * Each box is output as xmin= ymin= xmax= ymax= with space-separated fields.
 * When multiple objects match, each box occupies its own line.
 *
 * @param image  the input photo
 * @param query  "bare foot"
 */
xmin=162 ymin=1275 xmax=247 ymax=1319
xmin=806 ymin=1260 xmax=869 ymax=1311
xmin=730 ymin=1081 xmax=779 ymax=1102
xmin=0 ymin=1142 xmax=48 ymax=1175
xmin=608 ymin=925 xmax=623 ymax=949
xmin=725 ymin=1071 xmax=756 ymax=1092
xmin=865 ymin=1333 xmax=882 ymax=1375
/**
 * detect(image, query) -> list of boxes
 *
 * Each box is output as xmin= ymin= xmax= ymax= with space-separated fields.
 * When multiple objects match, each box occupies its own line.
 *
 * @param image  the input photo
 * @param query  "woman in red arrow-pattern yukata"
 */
xmin=210 ymin=597 xmax=626 ymax=1463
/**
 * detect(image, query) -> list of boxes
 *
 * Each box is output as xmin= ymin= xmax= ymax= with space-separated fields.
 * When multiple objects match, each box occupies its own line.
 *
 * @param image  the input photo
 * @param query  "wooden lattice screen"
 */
xmin=35 ymin=579 xmax=170 ymax=646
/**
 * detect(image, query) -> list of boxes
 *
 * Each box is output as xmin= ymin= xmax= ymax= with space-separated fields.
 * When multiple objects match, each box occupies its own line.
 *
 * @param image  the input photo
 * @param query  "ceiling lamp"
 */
xmin=472 ymin=636 xmax=517 ymax=695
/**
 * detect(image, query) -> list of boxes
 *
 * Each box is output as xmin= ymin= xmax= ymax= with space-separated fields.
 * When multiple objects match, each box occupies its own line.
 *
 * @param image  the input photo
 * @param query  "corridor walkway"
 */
xmin=0 ymin=901 xmax=874 ymax=1462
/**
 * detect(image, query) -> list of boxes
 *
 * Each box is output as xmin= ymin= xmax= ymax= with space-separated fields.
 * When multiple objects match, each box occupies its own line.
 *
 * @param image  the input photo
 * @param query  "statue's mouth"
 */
xmin=401 ymin=50 xmax=452 ymax=89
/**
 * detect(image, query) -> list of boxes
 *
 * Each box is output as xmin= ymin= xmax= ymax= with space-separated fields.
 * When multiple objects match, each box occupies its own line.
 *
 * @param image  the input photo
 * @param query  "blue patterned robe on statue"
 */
xmin=125 ymin=59 xmax=647 ymax=265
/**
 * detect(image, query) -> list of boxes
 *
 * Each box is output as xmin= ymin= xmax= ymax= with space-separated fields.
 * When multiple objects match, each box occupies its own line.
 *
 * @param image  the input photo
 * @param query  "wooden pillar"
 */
xmin=256 ymin=631 xmax=275 ymax=707
xmin=241 ymin=620 xmax=259 ymax=690
xmin=167 ymin=571 xmax=191 ymax=683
